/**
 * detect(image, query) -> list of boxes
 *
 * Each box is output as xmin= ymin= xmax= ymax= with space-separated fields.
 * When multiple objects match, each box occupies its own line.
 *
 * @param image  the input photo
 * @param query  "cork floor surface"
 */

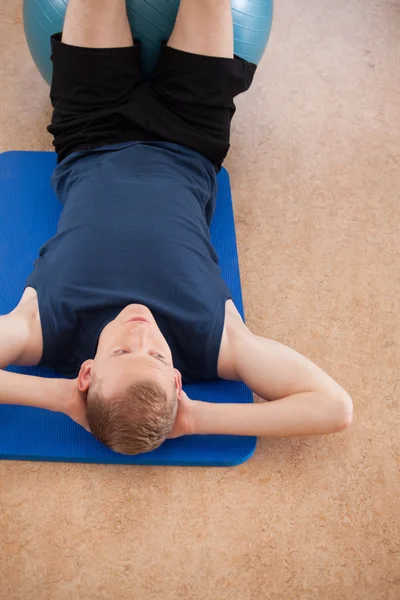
xmin=0 ymin=1 xmax=399 ymax=598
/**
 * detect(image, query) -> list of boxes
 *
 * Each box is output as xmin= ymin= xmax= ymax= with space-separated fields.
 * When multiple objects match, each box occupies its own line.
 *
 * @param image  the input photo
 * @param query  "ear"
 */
xmin=173 ymin=368 xmax=183 ymax=400
xmin=77 ymin=359 xmax=94 ymax=393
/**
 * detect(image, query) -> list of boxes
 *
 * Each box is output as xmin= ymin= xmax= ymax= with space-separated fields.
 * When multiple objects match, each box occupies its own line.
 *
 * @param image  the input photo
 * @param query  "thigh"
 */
xmin=48 ymin=34 xmax=144 ymax=162
xmin=147 ymin=45 xmax=257 ymax=168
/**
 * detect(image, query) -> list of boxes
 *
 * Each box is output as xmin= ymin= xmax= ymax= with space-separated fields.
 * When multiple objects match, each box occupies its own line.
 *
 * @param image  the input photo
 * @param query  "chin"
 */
xmin=121 ymin=304 xmax=154 ymax=321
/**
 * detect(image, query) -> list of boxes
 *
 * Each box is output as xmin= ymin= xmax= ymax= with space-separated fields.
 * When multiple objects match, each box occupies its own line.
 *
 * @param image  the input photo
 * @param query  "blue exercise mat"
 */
xmin=0 ymin=151 xmax=256 ymax=466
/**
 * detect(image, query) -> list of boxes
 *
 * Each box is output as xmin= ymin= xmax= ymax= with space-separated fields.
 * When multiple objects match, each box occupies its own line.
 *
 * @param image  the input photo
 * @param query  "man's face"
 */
xmin=91 ymin=304 xmax=179 ymax=398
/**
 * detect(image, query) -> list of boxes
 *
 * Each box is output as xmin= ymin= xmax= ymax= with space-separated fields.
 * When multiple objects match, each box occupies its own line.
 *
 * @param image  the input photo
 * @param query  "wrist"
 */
xmin=54 ymin=378 xmax=75 ymax=414
xmin=191 ymin=400 xmax=214 ymax=435
xmin=184 ymin=399 xmax=198 ymax=435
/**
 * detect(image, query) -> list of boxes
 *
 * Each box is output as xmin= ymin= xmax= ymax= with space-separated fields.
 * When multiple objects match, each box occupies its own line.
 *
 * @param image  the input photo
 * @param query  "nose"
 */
xmin=125 ymin=322 xmax=150 ymax=352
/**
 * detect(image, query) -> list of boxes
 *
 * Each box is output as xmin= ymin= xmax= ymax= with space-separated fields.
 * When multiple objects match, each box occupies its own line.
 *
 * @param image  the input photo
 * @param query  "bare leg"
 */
xmin=62 ymin=0 xmax=133 ymax=48
xmin=167 ymin=0 xmax=233 ymax=58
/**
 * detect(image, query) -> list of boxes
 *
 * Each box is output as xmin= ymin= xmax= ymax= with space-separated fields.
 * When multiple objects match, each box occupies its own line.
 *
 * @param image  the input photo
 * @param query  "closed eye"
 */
xmin=113 ymin=349 xmax=128 ymax=356
xmin=150 ymin=352 xmax=169 ymax=365
xmin=112 ymin=349 xmax=168 ymax=365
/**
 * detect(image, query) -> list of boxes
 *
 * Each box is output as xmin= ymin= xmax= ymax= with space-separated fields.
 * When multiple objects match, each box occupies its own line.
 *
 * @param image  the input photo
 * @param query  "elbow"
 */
xmin=328 ymin=389 xmax=353 ymax=432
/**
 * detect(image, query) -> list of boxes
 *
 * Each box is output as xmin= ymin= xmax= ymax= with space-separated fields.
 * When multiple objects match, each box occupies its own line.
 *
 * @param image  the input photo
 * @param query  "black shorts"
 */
xmin=48 ymin=34 xmax=256 ymax=169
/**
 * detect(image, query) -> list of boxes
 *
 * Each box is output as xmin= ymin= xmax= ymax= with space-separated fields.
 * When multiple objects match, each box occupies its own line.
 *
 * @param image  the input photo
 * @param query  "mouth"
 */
xmin=125 ymin=317 xmax=150 ymax=324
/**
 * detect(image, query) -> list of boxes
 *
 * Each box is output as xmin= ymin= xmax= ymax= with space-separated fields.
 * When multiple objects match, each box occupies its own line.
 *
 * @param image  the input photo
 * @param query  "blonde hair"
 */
xmin=87 ymin=379 xmax=177 ymax=455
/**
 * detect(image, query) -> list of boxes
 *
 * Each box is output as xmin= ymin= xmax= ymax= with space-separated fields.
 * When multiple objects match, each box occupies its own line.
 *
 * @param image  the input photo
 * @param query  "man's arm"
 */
xmin=0 ymin=369 xmax=66 ymax=410
xmin=182 ymin=331 xmax=353 ymax=438
xmin=0 ymin=313 xmax=31 ymax=369
xmin=0 ymin=369 xmax=88 ymax=430
xmin=0 ymin=294 xmax=88 ymax=429
xmin=0 ymin=310 xmax=65 ymax=411
xmin=0 ymin=288 xmax=43 ymax=369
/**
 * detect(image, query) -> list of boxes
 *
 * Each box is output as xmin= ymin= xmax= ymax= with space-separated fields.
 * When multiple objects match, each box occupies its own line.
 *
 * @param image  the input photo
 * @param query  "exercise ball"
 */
xmin=24 ymin=0 xmax=273 ymax=84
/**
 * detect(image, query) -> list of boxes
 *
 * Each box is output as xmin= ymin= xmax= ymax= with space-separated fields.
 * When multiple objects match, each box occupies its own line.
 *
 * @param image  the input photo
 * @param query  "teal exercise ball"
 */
xmin=23 ymin=0 xmax=273 ymax=84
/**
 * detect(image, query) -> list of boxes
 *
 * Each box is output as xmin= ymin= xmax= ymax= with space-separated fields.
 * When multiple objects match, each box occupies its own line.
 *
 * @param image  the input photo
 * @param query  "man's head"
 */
xmin=77 ymin=304 xmax=182 ymax=454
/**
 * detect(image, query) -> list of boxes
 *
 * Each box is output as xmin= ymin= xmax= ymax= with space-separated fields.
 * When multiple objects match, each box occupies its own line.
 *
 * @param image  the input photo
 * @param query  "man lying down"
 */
xmin=0 ymin=0 xmax=352 ymax=455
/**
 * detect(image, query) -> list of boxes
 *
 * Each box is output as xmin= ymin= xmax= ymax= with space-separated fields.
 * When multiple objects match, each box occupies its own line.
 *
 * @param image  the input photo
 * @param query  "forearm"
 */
xmin=192 ymin=390 xmax=352 ymax=438
xmin=0 ymin=369 xmax=67 ymax=413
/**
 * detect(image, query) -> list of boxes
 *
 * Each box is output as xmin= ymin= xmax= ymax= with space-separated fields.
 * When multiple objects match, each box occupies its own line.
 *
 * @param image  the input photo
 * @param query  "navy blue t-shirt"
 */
xmin=26 ymin=142 xmax=232 ymax=382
